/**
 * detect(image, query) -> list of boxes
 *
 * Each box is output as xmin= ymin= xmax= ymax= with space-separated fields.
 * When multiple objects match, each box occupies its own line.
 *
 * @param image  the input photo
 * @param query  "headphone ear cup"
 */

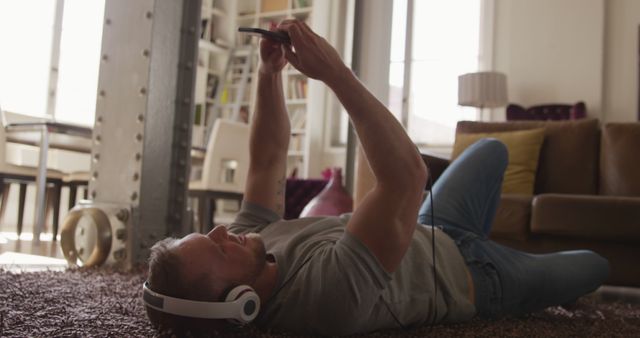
xmin=225 ymin=285 xmax=260 ymax=324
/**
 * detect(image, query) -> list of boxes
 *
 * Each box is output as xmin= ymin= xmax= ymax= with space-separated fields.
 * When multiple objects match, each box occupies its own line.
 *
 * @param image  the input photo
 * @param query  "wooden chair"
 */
xmin=0 ymin=110 xmax=65 ymax=239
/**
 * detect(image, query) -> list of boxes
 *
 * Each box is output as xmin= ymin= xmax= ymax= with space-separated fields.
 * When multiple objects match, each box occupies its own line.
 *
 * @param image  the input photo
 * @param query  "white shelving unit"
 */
xmin=194 ymin=0 xmax=330 ymax=178
xmin=236 ymin=0 xmax=319 ymax=178
xmin=193 ymin=0 xmax=234 ymax=148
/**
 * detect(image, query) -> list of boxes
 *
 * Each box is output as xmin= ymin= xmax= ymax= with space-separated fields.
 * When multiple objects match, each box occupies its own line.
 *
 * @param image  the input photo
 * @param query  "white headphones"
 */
xmin=142 ymin=281 xmax=260 ymax=324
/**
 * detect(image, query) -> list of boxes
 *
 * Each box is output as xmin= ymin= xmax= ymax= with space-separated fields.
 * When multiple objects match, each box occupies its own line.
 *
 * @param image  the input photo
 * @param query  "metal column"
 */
xmin=61 ymin=0 xmax=200 ymax=269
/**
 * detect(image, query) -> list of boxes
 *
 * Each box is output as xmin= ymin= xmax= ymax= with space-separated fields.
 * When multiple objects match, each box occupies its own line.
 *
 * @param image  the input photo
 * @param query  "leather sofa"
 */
xmin=421 ymin=118 xmax=640 ymax=287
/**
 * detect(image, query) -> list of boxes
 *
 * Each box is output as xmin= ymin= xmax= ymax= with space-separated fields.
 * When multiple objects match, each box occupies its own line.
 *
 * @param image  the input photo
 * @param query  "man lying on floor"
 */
xmin=143 ymin=19 xmax=610 ymax=336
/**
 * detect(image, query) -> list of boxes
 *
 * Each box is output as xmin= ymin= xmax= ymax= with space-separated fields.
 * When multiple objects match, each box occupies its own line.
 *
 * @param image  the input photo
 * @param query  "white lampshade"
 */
xmin=458 ymin=72 xmax=508 ymax=108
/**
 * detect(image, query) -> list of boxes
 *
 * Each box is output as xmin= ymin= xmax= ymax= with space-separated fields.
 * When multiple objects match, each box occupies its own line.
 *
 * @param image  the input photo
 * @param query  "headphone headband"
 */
xmin=142 ymin=281 xmax=260 ymax=323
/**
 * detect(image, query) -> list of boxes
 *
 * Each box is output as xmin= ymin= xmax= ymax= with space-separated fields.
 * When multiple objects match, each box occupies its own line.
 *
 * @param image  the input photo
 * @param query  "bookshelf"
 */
xmin=193 ymin=0 xmax=234 ymax=148
xmin=235 ymin=0 xmax=316 ymax=177
xmin=193 ymin=0 xmax=330 ymax=178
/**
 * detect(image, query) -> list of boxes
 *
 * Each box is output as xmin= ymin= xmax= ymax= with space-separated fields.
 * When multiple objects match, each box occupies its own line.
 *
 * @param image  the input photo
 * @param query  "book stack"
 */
xmin=288 ymin=77 xmax=308 ymax=100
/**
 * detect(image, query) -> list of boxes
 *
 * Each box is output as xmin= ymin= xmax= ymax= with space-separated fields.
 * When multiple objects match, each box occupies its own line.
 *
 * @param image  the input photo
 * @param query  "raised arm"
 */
xmin=243 ymin=34 xmax=290 ymax=217
xmin=280 ymin=20 xmax=428 ymax=272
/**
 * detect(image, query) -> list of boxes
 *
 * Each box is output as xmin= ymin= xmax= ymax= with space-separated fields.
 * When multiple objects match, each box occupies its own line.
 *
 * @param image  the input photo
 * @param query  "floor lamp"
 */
xmin=458 ymin=72 xmax=508 ymax=121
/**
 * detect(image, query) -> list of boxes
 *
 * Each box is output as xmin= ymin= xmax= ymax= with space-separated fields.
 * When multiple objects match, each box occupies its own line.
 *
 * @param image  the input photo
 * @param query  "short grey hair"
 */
xmin=145 ymin=237 xmax=228 ymax=336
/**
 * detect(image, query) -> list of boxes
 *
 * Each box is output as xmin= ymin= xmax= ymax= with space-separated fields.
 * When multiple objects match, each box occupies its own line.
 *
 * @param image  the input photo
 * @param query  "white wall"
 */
xmin=603 ymin=0 xmax=640 ymax=122
xmin=493 ymin=0 xmax=605 ymax=120
xmin=493 ymin=0 xmax=640 ymax=123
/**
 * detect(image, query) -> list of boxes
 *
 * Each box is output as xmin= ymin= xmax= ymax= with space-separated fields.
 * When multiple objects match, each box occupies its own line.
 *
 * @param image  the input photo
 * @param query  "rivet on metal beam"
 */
xmin=113 ymin=249 xmax=126 ymax=261
xmin=101 ymin=54 xmax=108 ymax=62
xmin=131 ymin=192 xmax=138 ymax=201
xmin=133 ymin=172 xmax=139 ymax=181
xmin=135 ymin=153 xmax=142 ymax=161
xmin=92 ymin=171 xmax=98 ymax=179
xmin=142 ymin=49 xmax=150 ymax=57
xmin=99 ymin=90 xmax=106 ymax=97
xmin=105 ymin=18 xmax=112 ymax=25
xmin=93 ymin=153 xmax=100 ymax=161
xmin=95 ymin=135 xmax=101 ymax=142
xmin=135 ymin=133 xmax=143 ymax=142
xmin=137 ymin=114 xmax=144 ymax=122
xmin=116 ymin=228 xmax=127 ymax=240
xmin=97 ymin=116 xmax=103 ymax=123
xmin=116 ymin=209 xmax=129 ymax=222
xmin=145 ymin=11 xmax=153 ymax=19
xmin=91 ymin=190 xmax=97 ymax=198
xmin=139 ymin=87 xmax=147 ymax=95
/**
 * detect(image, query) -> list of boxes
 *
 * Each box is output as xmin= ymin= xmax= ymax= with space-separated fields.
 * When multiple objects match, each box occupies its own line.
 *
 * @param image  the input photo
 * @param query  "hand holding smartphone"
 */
xmin=238 ymin=27 xmax=291 ymax=44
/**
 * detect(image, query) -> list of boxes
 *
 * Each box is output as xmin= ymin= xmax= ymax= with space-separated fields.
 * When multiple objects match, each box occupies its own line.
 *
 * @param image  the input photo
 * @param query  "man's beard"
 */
xmin=246 ymin=233 xmax=267 ymax=274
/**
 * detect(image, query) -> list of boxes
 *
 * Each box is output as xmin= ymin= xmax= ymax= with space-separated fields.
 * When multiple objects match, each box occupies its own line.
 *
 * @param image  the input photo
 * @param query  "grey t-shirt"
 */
xmin=229 ymin=202 xmax=475 ymax=335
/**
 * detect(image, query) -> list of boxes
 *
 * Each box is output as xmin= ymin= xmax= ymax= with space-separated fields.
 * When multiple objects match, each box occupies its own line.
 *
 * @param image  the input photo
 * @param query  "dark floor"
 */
xmin=0 ymin=230 xmax=67 ymax=272
xmin=3 ymin=268 xmax=640 ymax=338
xmin=1 ymin=226 xmax=639 ymax=303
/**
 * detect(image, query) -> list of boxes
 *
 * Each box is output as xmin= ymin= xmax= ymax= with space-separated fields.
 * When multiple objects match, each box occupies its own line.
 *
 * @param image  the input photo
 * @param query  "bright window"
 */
xmin=0 ymin=0 xmax=104 ymax=126
xmin=55 ymin=0 xmax=105 ymax=126
xmin=390 ymin=0 xmax=487 ymax=147
xmin=0 ymin=1 xmax=56 ymax=117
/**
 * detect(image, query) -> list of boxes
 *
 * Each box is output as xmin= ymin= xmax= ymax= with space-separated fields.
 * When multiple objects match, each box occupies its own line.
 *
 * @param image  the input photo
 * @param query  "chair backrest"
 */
xmin=200 ymin=119 xmax=250 ymax=193
xmin=506 ymin=101 xmax=586 ymax=121
xmin=0 ymin=110 xmax=51 ymax=172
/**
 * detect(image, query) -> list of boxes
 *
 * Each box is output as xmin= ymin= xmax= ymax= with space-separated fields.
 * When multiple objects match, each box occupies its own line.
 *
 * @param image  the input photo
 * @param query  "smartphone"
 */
xmin=238 ymin=27 xmax=291 ymax=44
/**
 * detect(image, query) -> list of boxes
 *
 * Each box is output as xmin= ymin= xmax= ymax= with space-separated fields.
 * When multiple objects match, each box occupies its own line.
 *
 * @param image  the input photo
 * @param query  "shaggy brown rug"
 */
xmin=1 ymin=268 xmax=639 ymax=337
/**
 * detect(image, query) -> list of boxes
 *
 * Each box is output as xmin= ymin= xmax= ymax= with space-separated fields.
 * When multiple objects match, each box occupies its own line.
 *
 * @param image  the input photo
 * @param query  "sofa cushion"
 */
xmin=490 ymin=194 xmax=532 ymax=240
xmin=531 ymin=193 xmax=640 ymax=242
xmin=456 ymin=119 xmax=599 ymax=194
xmin=452 ymin=129 xmax=545 ymax=194
xmin=600 ymin=123 xmax=640 ymax=196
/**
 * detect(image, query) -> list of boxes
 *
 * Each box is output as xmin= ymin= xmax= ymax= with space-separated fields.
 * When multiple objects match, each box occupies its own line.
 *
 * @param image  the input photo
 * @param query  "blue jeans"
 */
xmin=418 ymin=139 xmax=610 ymax=318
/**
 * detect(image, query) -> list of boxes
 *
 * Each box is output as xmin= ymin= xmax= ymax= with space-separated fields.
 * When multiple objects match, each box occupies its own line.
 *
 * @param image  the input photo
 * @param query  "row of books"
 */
xmin=288 ymin=77 xmax=308 ymax=100
xmin=261 ymin=0 xmax=312 ymax=12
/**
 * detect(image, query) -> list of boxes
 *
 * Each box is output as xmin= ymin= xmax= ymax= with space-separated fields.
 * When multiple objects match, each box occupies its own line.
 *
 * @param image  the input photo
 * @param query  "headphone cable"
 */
xmin=429 ymin=172 xmax=437 ymax=328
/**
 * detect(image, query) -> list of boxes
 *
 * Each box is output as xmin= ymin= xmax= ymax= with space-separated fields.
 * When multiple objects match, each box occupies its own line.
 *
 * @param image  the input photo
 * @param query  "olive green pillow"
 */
xmin=452 ymin=128 xmax=545 ymax=195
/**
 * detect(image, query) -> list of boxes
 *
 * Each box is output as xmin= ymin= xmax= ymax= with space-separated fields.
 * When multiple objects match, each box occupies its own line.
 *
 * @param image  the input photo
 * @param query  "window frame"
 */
xmin=401 ymin=0 xmax=495 ymax=151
